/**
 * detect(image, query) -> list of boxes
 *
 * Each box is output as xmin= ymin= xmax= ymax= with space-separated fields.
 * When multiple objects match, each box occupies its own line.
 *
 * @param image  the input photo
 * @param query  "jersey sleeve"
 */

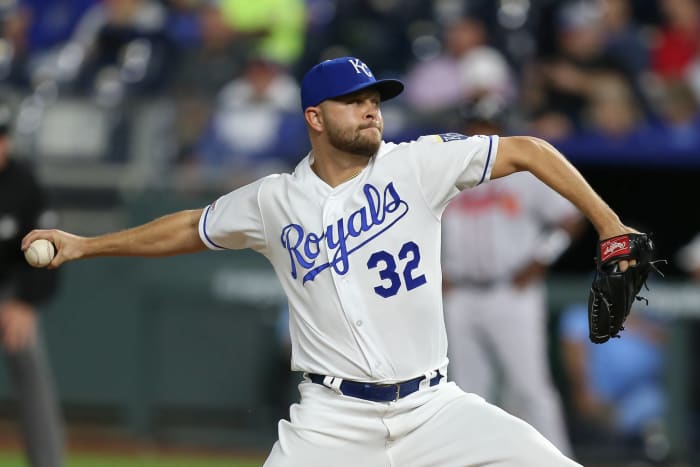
xmin=198 ymin=176 xmax=273 ymax=252
xmin=409 ymin=133 xmax=498 ymax=213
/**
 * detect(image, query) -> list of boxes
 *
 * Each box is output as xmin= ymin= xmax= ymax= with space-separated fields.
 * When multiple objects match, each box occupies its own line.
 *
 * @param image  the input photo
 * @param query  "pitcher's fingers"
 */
xmin=21 ymin=229 xmax=53 ymax=250
xmin=617 ymin=259 xmax=638 ymax=272
xmin=46 ymin=250 xmax=66 ymax=270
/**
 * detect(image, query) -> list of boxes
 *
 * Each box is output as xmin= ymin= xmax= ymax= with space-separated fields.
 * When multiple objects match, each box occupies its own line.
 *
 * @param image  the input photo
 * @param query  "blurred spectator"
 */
xmin=553 ymin=74 xmax=700 ymax=162
xmin=522 ymin=0 xmax=636 ymax=134
xmin=169 ymin=2 xmax=245 ymax=97
xmin=442 ymin=97 xmax=583 ymax=455
xmin=19 ymin=0 xmax=97 ymax=52
xmin=554 ymin=71 xmax=651 ymax=154
xmin=601 ymin=0 xmax=651 ymax=79
xmin=304 ymin=0 xmax=429 ymax=78
xmin=600 ymin=0 xmax=656 ymax=117
xmin=651 ymin=0 xmax=700 ymax=81
xmin=559 ymin=302 xmax=669 ymax=461
xmin=656 ymin=79 xmax=700 ymax=151
xmin=682 ymin=27 xmax=700 ymax=102
xmin=187 ymin=54 xmax=306 ymax=185
xmin=163 ymin=0 xmax=203 ymax=48
xmin=527 ymin=109 xmax=576 ymax=141
xmin=0 ymin=101 xmax=64 ymax=467
xmin=549 ymin=70 xmax=667 ymax=163
xmin=167 ymin=2 xmax=246 ymax=161
xmin=583 ymin=72 xmax=644 ymax=137
xmin=63 ymin=0 xmax=172 ymax=97
xmin=217 ymin=0 xmax=306 ymax=68
xmin=0 ymin=0 xmax=97 ymax=90
xmin=0 ymin=1 xmax=33 ymax=89
xmin=167 ymin=0 xmax=307 ymax=172
xmin=168 ymin=0 xmax=244 ymax=165
xmin=403 ymin=14 xmax=514 ymax=121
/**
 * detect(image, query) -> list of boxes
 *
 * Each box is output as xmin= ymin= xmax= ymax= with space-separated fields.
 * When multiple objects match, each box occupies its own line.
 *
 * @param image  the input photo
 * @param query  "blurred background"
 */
xmin=0 ymin=0 xmax=699 ymax=465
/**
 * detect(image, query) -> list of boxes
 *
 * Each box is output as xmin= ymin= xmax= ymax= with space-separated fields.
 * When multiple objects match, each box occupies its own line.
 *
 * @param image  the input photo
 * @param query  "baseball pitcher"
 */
xmin=23 ymin=57 xmax=647 ymax=466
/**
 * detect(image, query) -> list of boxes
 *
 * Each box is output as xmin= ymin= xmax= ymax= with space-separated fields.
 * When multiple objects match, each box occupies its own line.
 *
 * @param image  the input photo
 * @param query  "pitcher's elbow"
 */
xmin=499 ymin=135 xmax=549 ymax=172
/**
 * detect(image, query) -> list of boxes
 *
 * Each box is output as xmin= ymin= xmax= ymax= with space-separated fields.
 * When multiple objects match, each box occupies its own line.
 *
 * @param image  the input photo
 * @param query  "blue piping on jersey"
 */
xmin=202 ymin=205 xmax=227 ymax=250
xmin=477 ymin=135 xmax=493 ymax=185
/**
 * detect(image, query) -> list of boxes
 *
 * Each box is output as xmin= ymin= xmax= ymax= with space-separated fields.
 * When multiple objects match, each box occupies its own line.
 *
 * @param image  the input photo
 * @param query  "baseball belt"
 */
xmin=308 ymin=370 xmax=444 ymax=402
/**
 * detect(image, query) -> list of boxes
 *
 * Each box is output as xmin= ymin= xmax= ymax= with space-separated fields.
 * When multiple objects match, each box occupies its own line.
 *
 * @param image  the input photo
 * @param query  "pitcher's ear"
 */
xmin=305 ymin=107 xmax=323 ymax=131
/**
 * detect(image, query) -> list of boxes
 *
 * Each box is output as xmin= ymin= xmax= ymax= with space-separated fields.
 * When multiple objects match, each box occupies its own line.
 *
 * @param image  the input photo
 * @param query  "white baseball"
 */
xmin=24 ymin=239 xmax=56 ymax=268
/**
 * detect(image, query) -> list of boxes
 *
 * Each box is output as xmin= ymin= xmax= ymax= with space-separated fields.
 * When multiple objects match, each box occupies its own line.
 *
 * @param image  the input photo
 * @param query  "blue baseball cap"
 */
xmin=301 ymin=57 xmax=404 ymax=110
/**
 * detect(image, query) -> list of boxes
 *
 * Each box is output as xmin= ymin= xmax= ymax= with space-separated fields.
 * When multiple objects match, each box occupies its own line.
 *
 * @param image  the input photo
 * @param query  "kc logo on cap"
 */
xmin=301 ymin=57 xmax=404 ymax=110
xmin=348 ymin=58 xmax=373 ymax=78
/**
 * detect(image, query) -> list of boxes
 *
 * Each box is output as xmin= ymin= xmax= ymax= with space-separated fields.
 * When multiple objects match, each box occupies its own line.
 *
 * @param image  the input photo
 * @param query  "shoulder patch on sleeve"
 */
xmin=417 ymin=133 xmax=483 ymax=144
xmin=437 ymin=132 xmax=469 ymax=142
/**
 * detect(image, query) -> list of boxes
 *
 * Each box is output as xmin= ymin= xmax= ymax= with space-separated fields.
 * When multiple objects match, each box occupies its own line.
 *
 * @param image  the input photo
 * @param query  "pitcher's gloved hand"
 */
xmin=588 ymin=233 xmax=665 ymax=344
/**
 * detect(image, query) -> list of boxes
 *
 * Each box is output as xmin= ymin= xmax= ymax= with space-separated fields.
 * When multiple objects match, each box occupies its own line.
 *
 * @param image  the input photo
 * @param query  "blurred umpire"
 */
xmin=0 ymin=102 xmax=64 ymax=466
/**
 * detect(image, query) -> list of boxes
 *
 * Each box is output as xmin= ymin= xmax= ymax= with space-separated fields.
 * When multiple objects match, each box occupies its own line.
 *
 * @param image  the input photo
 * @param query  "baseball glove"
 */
xmin=588 ymin=233 xmax=665 ymax=344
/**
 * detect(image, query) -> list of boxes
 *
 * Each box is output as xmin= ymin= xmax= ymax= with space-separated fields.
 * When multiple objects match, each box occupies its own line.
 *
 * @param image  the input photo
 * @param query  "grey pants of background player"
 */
xmin=4 ymin=321 xmax=65 ymax=467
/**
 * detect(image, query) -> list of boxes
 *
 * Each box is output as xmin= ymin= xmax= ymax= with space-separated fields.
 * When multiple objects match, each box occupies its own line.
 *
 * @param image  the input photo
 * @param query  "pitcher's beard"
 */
xmin=327 ymin=124 xmax=382 ymax=158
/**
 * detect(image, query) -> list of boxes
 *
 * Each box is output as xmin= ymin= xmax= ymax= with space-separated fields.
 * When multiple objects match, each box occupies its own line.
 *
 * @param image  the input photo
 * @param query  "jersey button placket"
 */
xmin=323 ymin=197 xmax=366 ymax=342
xmin=323 ymin=198 xmax=353 ymax=307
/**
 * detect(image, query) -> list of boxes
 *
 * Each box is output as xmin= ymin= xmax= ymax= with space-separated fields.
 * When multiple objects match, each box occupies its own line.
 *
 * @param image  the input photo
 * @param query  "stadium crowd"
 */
xmin=0 ymin=0 xmax=699 ymax=181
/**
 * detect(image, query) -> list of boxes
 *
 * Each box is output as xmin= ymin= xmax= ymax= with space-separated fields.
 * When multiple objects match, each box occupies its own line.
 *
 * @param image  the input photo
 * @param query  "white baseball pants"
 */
xmin=264 ymin=378 xmax=580 ymax=466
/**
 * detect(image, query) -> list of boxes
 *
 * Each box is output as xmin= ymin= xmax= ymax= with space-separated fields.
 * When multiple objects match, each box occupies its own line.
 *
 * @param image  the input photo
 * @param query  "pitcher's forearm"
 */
xmin=496 ymin=137 xmax=625 ymax=238
xmin=530 ymin=139 xmax=622 ymax=237
xmin=83 ymin=209 xmax=206 ymax=258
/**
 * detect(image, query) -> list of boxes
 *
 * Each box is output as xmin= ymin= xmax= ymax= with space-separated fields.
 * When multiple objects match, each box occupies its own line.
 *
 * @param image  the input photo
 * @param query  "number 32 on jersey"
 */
xmin=367 ymin=241 xmax=427 ymax=298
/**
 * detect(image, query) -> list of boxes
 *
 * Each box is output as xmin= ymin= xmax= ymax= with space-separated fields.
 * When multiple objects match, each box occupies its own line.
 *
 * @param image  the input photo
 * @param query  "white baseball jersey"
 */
xmin=199 ymin=133 xmax=498 ymax=382
xmin=442 ymin=171 xmax=579 ymax=283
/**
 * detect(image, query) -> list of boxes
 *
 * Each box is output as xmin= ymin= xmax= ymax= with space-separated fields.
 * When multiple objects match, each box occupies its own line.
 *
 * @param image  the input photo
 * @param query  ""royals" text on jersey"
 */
xmin=281 ymin=182 xmax=409 ymax=283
